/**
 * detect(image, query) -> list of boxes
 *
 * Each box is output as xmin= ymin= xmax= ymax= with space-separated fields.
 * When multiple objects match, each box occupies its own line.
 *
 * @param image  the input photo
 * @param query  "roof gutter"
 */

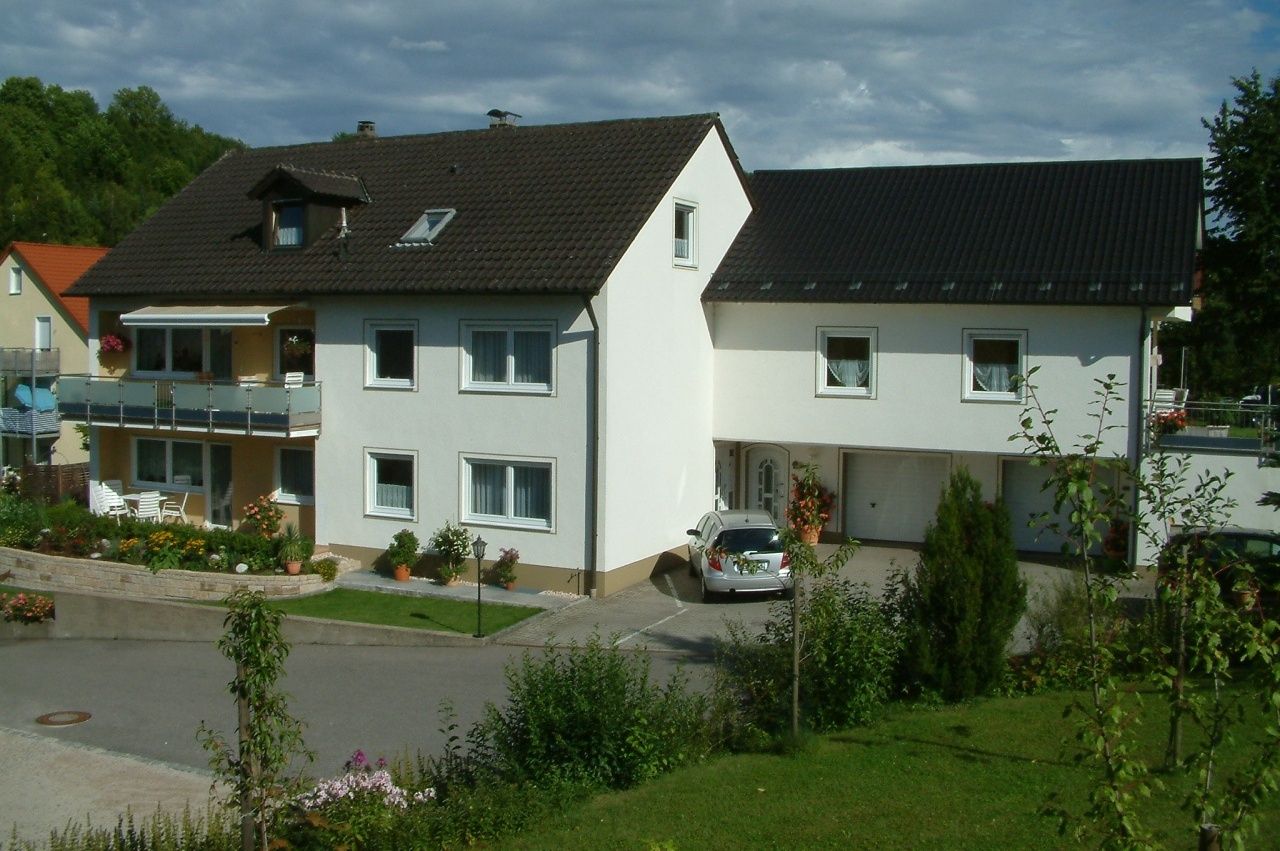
xmin=582 ymin=294 xmax=601 ymax=596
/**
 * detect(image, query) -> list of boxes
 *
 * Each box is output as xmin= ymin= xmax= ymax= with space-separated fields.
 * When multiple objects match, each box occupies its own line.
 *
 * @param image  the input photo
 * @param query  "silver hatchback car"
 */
xmin=687 ymin=510 xmax=793 ymax=602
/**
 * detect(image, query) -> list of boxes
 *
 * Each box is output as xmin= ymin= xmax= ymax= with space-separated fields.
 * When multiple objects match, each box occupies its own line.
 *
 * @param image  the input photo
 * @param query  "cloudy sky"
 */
xmin=6 ymin=1 xmax=1279 ymax=169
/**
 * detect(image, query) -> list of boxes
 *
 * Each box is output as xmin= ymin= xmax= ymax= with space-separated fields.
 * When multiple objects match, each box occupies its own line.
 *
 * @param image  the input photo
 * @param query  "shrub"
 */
xmin=0 ymin=493 xmax=42 ymax=548
xmin=240 ymin=494 xmax=284 ymax=538
xmin=1 ymin=591 xmax=55 ymax=623
xmin=429 ymin=521 xmax=470 ymax=583
xmin=716 ymin=577 xmax=901 ymax=740
xmin=894 ymin=468 xmax=1026 ymax=701
xmin=469 ymin=634 xmax=713 ymax=789
xmin=311 ymin=558 xmax=339 ymax=582
xmin=385 ymin=528 xmax=420 ymax=573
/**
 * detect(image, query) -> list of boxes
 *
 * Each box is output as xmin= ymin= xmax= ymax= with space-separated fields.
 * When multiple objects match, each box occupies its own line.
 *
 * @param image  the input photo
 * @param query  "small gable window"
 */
xmin=399 ymin=209 xmax=456 ymax=245
xmin=674 ymin=201 xmax=697 ymax=267
xmin=274 ymin=203 xmax=304 ymax=248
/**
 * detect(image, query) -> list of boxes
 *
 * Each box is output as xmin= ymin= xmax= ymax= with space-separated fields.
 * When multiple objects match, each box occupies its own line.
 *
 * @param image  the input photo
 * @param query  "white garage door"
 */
xmin=842 ymin=452 xmax=950 ymax=543
xmin=1001 ymin=459 xmax=1065 ymax=552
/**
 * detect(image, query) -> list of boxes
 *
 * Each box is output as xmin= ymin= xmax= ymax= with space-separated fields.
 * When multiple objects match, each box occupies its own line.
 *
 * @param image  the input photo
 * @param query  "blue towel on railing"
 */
xmin=13 ymin=385 xmax=56 ymax=412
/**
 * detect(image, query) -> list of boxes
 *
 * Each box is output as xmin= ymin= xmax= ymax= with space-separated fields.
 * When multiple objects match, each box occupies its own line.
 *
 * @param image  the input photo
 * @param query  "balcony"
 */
xmin=57 ymin=375 xmax=322 ymax=438
xmin=1148 ymin=393 xmax=1275 ymax=457
xmin=0 ymin=347 xmax=60 ymax=376
xmin=0 ymin=407 xmax=60 ymax=437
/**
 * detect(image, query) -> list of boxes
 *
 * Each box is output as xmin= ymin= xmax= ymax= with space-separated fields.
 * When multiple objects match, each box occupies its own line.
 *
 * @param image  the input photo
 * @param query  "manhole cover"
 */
xmin=36 ymin=710 xmax=91 ymax=726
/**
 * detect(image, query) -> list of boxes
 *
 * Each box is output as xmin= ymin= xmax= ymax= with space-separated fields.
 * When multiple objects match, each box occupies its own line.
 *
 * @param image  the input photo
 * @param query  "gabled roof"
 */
xmin=71 ymin=114 xmax=737 ymax=298
xmin=247 ymin=165 xmax=369 ymax=204
xmin=2 ymin=242 xmax=108 ymax=334
xmin=707 ymin=158 xmax=1203 ymax=306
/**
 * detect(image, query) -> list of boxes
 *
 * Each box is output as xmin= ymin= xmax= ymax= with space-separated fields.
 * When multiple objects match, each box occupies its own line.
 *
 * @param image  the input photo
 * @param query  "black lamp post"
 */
xmin=472 ymin=534 xmax=487 ymax=638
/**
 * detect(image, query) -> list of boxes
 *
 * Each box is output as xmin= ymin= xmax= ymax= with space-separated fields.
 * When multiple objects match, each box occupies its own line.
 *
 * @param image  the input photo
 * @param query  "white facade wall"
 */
xmin=712 ymin=302 xmax=1149 ymax=458
xmin=596 ymin=128 xmax=753 ymax=570
xmin=314 ymin=294 xmax=592 ymax=570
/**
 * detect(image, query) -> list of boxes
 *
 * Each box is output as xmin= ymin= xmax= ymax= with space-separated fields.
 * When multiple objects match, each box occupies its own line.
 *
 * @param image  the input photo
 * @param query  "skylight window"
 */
xmin=399 ymin=208 xmax=456 ymax=245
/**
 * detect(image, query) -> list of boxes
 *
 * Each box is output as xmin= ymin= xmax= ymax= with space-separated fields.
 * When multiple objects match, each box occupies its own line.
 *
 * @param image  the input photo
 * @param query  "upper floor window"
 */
xmin=462 ymin=322 xmax=554 ymax=393
xmin=277 ymin=327 xmax=315 ymax=378
xmin=817 ymin=327 xmax=876 ymax=398
xmin=964 ymin=329 xmax=1026 ymax=402
xmin=135 ymin=327 xmax=205 ymax=374
xmin=8 ymin=267 xmax=21 ymax=295
xmin=365 ymin=321 xmax=416 ymax=389
xmin=674 ymin=201 xmax=697 ymax=267
xmin=274 ymin=203 xmax=304 ymax=248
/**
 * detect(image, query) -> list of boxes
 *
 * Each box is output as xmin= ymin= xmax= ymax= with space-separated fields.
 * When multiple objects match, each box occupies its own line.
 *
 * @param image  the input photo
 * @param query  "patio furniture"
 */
xmin=283 ymin=371 xmax=305 ymax=388
xmin=131 ymin=491 xmax=163 ymax=523
xmin=97 ymin=481 xmax=129 ymax=522
xmin=161 ymin=475 xmax=192 ymax=523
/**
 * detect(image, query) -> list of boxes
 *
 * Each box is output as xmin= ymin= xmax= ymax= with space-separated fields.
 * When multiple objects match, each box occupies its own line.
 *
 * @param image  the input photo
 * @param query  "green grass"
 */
xmin=267 ymin=588 xmax=539 ymax=636
xmin=496 ymin=688 xmax=1280 ymax=850
xmin=0 ymin=583 xmax=50 ymax=598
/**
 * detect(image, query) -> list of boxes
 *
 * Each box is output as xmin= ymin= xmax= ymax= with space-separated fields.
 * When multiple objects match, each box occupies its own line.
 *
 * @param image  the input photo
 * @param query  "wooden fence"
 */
xmin=20 ymin=462 xmax=89 ymax=504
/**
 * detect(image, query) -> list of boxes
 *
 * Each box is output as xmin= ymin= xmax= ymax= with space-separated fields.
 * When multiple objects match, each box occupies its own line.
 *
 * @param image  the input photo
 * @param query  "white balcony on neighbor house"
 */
xmin=0 ymin=347 xmax=60 ymax=376
xmin=56 ymin=375 xmax=322 ymax=438
xmin=1 ymin=348 xmax=63 ymax=438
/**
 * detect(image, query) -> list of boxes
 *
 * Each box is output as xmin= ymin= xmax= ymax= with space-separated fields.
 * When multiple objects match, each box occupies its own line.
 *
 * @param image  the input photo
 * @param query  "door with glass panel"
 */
xmin=745 ymin=445 xmax=789 ymax=525
xmin=208 ymin=443 xmax=233 ymax=527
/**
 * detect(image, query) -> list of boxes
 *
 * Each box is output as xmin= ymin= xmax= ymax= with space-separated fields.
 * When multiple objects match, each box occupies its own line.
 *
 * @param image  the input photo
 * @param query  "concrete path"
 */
xmin=0 ymin=726 xmax=220 ymax=848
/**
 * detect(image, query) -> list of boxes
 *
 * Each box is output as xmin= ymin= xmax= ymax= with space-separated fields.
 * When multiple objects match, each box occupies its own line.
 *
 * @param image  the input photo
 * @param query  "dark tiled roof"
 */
xmin=707 ymin=159 xmax=1202 ymax=305
xmin=248 ymin=166 xmax=369 ymax=203
xmin=72 ymin=114 xmax=728 ymax=298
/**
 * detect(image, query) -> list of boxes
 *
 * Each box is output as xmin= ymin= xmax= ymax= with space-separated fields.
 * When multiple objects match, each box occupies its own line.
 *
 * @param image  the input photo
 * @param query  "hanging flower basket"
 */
xmin=98 ymin=333 xmax=129 ymax=356
xmin=282 ymin=335 xmax=314 ymax=357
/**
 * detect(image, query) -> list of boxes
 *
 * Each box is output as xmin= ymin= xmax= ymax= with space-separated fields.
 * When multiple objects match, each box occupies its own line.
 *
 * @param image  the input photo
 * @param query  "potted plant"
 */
xmin=430 ymin=520 xmax=471 ymax=585
xmin=493 ymin=547 xmax=519 ymax=590
xmin=278 ymin=523 xmax=312 ymax=575
xmin=786 ymin=461 xmax=835 ymax=545
xmin=386 ymin=528 xmax=420 ymax=582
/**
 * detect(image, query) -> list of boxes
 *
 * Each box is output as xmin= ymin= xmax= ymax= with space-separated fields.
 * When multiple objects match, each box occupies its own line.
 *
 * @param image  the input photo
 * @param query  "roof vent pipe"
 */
xmin=356 ymin=120 xmax=377 ymax=138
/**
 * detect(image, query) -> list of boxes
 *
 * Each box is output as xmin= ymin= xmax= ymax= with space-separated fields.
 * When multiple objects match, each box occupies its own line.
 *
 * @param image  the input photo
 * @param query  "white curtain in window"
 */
xmin=376 ymin=483 xmax=411 ymax=510
xmin=974 ymin=364 xmax=1013 ymax=392
xmin=513 ymin=331 xmax=550 ymax=385
xmin=470 ymin=463 xmax=505 ymax=515
xmin=827 ymin=358 xmax=869 ymax=388
xmin=513 ymin=465 xmax=550 ymax=521
xmin=471 ymin=331 xmax=506 ymax=382
xmin=374 ymin=456 xmax=413 ymax=511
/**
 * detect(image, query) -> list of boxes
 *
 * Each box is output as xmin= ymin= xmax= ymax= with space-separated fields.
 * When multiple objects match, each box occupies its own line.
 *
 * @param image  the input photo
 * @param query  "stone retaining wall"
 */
xmin=0 ymin=546 xmax=329 ymax=601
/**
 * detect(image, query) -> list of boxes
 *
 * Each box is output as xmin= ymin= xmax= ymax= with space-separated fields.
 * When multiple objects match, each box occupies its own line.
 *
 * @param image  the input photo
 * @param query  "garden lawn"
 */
xmin=497 ymin=687 xmax=1280 ymax=850
xmin=0 ymin=583 xmax=50 ymax=598
xmin=267 ymin=588 xmax=539 ymax=636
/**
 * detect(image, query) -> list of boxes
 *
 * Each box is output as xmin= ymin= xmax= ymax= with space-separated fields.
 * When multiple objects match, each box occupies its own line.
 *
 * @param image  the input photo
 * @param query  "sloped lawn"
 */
xmin=268 ymin=588 xmax=539 ymax=636
xmin=497 ymin=688 xmax=1279 ymax=850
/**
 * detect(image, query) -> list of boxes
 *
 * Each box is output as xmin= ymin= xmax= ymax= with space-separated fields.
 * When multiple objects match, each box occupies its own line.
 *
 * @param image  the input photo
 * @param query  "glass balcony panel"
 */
xmin=210 ymin=384 xmax=250 ymax=410
xmin=121 ymin=381 xmax=157 ymax=407
xmin=56 ymin=376 xmax=89 ymax=405
xmin=88 ymin=380 xmax=121 ymax=405
xmin=250 ymin=386 xmax=290 ymax=414
xmin=172 ymin=383 xmax=212 ymax=409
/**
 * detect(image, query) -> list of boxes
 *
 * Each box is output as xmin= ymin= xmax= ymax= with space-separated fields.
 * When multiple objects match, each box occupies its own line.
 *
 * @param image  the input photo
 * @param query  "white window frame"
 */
xmin=673 ymin=200 xmax=697 ymax=268
xmin=274 ymin=446 xmax=315 ymax=506
xmin=8 ymin=266 xmax=21 ymax=295
xmin=274 ymin=326 xmax=315 ymax=379
xmin=364 ymin=320 xmax=417 ymax=390
xmin=816 ymin=326 xmax=877 ymax=398
xmin=34 ymin=316 xmax=52 ymax=351
xmin=366 ymin=448 xmax=416 ymax=520
xmin=399 ymin=208 xmax=457 ymax=245
xmin=132 ymin=327 xmax=210 ymax=378
xmin=132 ymin=437 xmax=205 ymax=490
xmin=461 ymin=453 xmax=555 ymax=531
xmin=273 ymin=200 xmax=305 ymax=249
xmin=460 ymin=321 xmax=556 ymax=394
xmin=963 ymin=329 xmax=1027 ymax=402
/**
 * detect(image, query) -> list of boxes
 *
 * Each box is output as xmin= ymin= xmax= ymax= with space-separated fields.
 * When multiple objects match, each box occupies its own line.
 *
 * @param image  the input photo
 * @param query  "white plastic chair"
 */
xmin=161 ymin=475 xmax=192 ymax=523
xmin=132 ymin=491 xmax=163 ymax=523
xmin=98 ymin=481 xmax=129 ymax=522
xmin=283 ymin=371 xmax=305 ymax=388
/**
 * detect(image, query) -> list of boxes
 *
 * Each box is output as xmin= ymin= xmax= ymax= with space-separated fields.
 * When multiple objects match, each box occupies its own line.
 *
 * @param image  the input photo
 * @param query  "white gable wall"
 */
xmin=595 ymin=128 xmax=753 ymax=573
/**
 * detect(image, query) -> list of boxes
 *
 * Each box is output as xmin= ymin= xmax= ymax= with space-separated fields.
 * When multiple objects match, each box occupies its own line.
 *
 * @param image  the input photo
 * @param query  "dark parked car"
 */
xmin=1159 ymin=527 xmax=1280 ymax=612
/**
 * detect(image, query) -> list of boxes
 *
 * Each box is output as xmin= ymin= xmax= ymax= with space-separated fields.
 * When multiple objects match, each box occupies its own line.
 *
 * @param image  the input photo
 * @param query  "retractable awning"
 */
xmin=120 ymin=305 xmax=295 ymax=327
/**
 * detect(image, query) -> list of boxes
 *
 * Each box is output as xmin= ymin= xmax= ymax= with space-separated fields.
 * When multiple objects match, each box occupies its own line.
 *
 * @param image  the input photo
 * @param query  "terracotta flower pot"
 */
xmin=393 ymin=564 xmax=411 ymax=582
xmin=285 ymin=561 xmax=302 ymax=576
xmin=800 ymin=527 xmax=821 ymax=546
xmin=504 ymin=582 xmax=516 ymax=591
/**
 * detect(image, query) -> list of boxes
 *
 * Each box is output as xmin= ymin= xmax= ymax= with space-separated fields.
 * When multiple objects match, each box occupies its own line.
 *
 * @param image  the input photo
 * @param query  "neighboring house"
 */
xmin=705 ymin=161 xmax=1202 ymax=556
xmin=62 ymin=113 xmax=1209 ymax=591
xmin=1 ymin=241 xmax=106 ymax=468
xmin=63 ymin=115 xmax=752 ymax=591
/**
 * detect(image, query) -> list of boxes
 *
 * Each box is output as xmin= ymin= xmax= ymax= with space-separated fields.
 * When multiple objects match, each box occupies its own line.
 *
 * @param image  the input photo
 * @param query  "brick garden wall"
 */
xmin=0 ymin=546 xmax=329 ymax=601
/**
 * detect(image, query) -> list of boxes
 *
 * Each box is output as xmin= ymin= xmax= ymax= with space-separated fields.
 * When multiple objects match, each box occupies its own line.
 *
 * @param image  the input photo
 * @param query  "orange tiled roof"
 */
xmin=2 ymin=242 xmax=108 ymax=335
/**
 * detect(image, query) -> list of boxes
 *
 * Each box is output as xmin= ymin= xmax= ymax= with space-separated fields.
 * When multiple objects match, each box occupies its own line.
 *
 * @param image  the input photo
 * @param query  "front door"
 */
xmin=208 ymin=443 xmax=233 ymax=527
xmin=746 ymin=445 xmax=789 ymax=525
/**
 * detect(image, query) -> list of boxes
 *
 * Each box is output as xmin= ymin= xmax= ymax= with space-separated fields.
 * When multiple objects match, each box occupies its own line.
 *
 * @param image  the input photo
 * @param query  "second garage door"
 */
xmin=842 ymin=452 xmax=950 ymax=543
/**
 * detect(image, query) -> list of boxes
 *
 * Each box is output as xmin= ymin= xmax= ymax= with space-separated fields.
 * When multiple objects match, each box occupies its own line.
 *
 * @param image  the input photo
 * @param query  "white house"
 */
xmin=63 ymin=116 xmax=1213 ymax=592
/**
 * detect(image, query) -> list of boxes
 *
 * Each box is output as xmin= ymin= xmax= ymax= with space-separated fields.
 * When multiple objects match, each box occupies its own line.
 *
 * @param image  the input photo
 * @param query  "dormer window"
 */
xmin=274 ymin=203 xmax=304 ymax=248
xmin=399 ymin=208 xmax=456 ymax=245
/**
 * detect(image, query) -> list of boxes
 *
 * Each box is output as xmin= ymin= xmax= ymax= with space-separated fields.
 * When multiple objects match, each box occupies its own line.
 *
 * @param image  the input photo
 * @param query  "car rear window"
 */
xmin=716 ymin=527 xmax=783 ymax=554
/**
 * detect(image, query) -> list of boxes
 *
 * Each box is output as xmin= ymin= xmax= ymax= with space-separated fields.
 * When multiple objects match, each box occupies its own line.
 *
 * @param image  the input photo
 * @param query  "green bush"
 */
xmin=0 ymin=493 xmax=42 ymax=548
xmin=311 ymin=557 xmax=339 ymax=582
xmin=469 ymin=634 xmax=713 ymax=789
xmin=716 ymin=577 xmax=901 ymax=740
xmin=893 ymin=468 xmax=1026 ymax=701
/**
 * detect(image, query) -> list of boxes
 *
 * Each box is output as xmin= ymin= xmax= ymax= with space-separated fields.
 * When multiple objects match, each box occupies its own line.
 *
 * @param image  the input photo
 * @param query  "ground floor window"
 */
xmin=276 ymin=447 xmax=314 ymax=504
xmin=367 ymin=449 xmax=415 ymax=519
xmin=134 ymin=437 xmax=204 ymax=487
xmin=463 ymin=455 xmax=553 ymax=529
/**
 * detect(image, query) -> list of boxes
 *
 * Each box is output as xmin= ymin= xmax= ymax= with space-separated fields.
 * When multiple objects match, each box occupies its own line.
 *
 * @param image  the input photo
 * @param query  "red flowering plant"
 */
xmin=241 ymin=495 xmax=285 ymax=539
xmin=98 ymin=333 xmax=129 ymax=355
xmin=1151 ymin=408 xmax=1188 ymax=436
xmin=785 ymin=461 xmax=835 ymax=534
xmin=1 ymin=591 xmax=55 ymax=624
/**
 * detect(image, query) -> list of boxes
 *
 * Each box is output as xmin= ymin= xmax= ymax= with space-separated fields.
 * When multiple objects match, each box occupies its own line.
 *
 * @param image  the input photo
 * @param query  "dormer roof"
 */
xmin=247 ymin=165 xmax=370 ymax=204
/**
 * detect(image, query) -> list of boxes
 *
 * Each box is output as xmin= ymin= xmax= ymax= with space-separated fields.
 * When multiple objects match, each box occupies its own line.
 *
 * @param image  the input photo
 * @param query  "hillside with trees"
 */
xmin=0 ymin=76 xmax=241 ymax=248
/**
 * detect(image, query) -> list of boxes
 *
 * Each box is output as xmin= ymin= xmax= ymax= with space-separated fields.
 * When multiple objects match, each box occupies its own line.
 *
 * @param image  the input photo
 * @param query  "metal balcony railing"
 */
xmin=56 ymin=375 xmax=322 ymax=437
xmin=0 ymin=407 xmax=60 ymax=436
xmin=1148 ymin=393 xmax=1276 ymax=457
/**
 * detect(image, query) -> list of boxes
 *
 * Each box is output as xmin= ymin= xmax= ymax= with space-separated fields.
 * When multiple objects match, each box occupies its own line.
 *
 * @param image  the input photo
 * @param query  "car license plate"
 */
xmin=751 ymin=559 xmax=769 ymax=574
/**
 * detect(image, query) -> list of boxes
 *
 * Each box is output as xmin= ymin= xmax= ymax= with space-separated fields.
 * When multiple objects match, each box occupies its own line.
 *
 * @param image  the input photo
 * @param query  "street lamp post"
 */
xmin=472 ymin=535 xmax=487 ymax=638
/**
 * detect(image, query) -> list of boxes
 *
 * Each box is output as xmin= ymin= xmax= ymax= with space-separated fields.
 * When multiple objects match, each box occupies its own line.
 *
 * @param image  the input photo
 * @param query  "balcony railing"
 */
xmin=1148 ymin=395 xmax=1275 ymax=456
xmin=0 ymin=347 xmax=60 ymax=375
xmin=0 ymin=407 xmax=60 ymax=437
xmin=57 ymin=375 xmax=322 ymax=437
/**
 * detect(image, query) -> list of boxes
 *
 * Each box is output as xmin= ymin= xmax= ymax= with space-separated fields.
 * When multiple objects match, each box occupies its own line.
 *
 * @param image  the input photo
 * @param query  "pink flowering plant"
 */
xmin=241 ymin=495 xmax=285 ymax=538
xmin=287 ymin=749 xmax=436 ymax=845
xmin=1 ymin=591 xmax=55 ymax=624
xmin=98 ymin=333 xmax=128 ymax=355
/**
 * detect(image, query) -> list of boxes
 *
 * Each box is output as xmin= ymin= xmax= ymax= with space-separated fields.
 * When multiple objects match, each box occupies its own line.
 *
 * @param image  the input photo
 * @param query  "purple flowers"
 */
xmin=296 ymin=749 xmax=435 ymax=812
